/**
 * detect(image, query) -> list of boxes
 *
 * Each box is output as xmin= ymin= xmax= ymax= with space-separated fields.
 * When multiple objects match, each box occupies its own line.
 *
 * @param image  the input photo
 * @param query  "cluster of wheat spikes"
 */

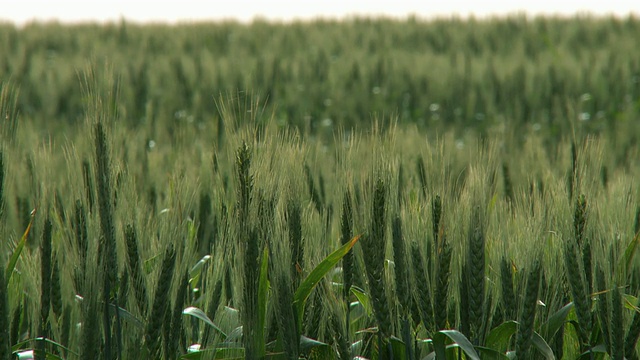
xmin=1 ymin=68 xmax=640 ymax=360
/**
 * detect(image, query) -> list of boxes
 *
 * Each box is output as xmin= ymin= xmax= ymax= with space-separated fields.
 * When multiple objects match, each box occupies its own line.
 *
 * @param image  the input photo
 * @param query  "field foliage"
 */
xmin=1 ymin=15 xmax=640 ymax=360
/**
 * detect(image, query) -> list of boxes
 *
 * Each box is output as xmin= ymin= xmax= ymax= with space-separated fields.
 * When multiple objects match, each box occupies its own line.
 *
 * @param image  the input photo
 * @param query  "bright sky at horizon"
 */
xmin=1 ymin=0 xmax=639 ymax=26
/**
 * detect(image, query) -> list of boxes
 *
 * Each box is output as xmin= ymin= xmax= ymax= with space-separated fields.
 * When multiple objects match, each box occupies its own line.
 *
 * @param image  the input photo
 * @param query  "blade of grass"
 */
xmin=183 ymin=307 xmax=227 ymax=338
xmin=293 ymin=234 xmax=360 ymax=330
xmin=436 ymin=330 xmax=481 ymax=360
xmin=6 ymin=209 xmax=36 ymax=286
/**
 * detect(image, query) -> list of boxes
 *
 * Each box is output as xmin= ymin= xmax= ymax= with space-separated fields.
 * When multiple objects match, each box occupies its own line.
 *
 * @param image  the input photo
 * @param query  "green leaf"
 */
xmin=577 ymin=344 xmax=608 ymax=359
xmin=434 ymin=330 xmax=481 ymax=360
xmin=624 ymin=294 xmax=640 ymax=312
xmin=183 ymin=306 xmax=227 ymax=338
xmin=110 ymin=303 xmax=143 ymax=328
xmin=6 ymin=210 xmax=35 ymax=286
xmin=531 ymin=331 xmax=555 ymax=360
xmin=293 ymin=234 xmax=360 ymax=329
xmin=540 ymin=302 xmax=573 ymax=339
xmin=475 ymin=346 xmax=512 ymax=359
xmin=486 ymin=320 xmax=517 ymax=354
xmin=189 ymin=254 xmax=212 ymax=286
xmin=300 ymin=335 xmax=329 ymax=353
xmin=257 ymin=246 xmax=269 ymax=357
xmin=12 ymin=337 xmax=79 ymax=357
xmin=390 ymin=336 xmax=406 ymax=359
xmin=350 ymin=286 xmax=372 ymax=317
xmin=180 ymin=347 xmax=244 ymax=360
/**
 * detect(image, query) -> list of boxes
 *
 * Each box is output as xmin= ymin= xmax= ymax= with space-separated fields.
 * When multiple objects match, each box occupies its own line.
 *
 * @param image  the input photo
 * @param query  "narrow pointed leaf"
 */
xmin=540 ymin=302 xmax=573 ymax=339
xmin=350 ymin=286 xmax=372 ymax=316
xmin=486 ymin=320 xmax=517 ymax=354
xmin=183 ymin=306 xmax=227 ymax=338
xmin=6 ymin=211 xmax=35 ymax=285
xmin=435 ymin=330 xmax=481 ymax=360
xmin=294 ymin=234 xmax=360 ymax=328
xmin=531 ymin=331 xmax=555 ymax=360
xmin=300 ymin=335 xmax=329 ymax=353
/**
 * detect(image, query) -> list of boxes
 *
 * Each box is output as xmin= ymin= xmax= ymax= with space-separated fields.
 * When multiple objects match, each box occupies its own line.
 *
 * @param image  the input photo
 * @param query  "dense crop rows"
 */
xmin=1 ymin=16 xmax=640 ymax=359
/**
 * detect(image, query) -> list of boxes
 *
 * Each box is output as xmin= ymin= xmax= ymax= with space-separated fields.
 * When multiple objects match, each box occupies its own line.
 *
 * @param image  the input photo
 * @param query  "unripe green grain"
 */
xmin=392 ymin=216 xmax=409 ymax=312
xmin=411 ymin=241 xmax=433 ymax=331
xmin=169 ymin=271 xmax=189 ymax=358
xmin=274 ymin=273 xmax=299 ymax=360
xmin=362 ymin=178 xmax=392 ymax=340
xmin=516 ymin=259 xmax=542 ymax=360
xmin=434 ymin=233 xmax=452 ymax=330
xmin=500 ymin=257 xmax=516 ymax=321
xmin=39 ymin=218 xmax=53 ymax=335
xmin=51 ymin=255 xmax=63 ymax=318
xmin=564 ymin=238 xmax=591 ymax=346
xmin=145 ymin=245 xmax=176 ymax=358
xmin=125 ymin=224 xmax=148 ymax=314
xmin=467 ymin=208 xmax=486 ymax=342
xmin=611 ymin=286 xmax=624 ymax=360
xmin=596 ymin=266 xmax=611 ymax=354
xmin=286 ymin=198 xmax=303 ymax=286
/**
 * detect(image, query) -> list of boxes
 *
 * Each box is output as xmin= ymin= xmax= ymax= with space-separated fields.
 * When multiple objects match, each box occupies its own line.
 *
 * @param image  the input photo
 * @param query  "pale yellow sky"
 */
xmin=1 ymin=0 xmax=638 ymax=25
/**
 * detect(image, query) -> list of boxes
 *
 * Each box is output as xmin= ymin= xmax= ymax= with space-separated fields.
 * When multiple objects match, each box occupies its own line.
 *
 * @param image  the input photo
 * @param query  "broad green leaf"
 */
xmin=486 ymin=320 xmax=517 ymax=354
xmin=257 ymin=246 xmax=269 ymax=357
xmin=540 ymin=302 xmax=573 ymax=339
xmin=294 ymin=234 xmax=360 ymax=329
xmin=6 ymin=210 xmax=35 ymax=285
xmin=531 ymin=331 xmax=555 ymax=360
xmin=183 ymin=306 xmax=227 ymax=338
xmin=434 ymin=330 xmax=480 ymax=360
xmin=350 ymin=286 xmax=372 ymax=316
xmin=475 ymin=346 xmax=511 ymax=359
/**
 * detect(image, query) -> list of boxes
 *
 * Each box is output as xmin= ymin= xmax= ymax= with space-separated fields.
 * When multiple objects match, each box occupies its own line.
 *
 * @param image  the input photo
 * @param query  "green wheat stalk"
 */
xmin=563 ymin=236 xmax=591 ymax=347
xmin=434 ymin=232 xmax=452 ymax=330
xmin=145 ymin=245 xmax=176 ymax=358
xmin=124 ymin=224 xmax=148 ymax=314
xmin=467 ymin=207 xmax=486 ymax=343
xmin=286 ymin=198 xmax=303 ymax=287
xmin=411 ymin=241 xmax=433 ymax=332
xmin=500 ymin=257 xmax=516 ymax=321
xmin=611 ymin=285 xmax=624 ymax=360
xmin=39 ymin=217 xmax=53 ymax=354
xmin=515 ymin=259 xmax=542 ymax=360
xmin=596 ymin=266 xmax=611 ymax=354
xmin=362 ymin=177 xmax=392 ymax=340
xmin=168 ymin=271 xmax=189 ymax=358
